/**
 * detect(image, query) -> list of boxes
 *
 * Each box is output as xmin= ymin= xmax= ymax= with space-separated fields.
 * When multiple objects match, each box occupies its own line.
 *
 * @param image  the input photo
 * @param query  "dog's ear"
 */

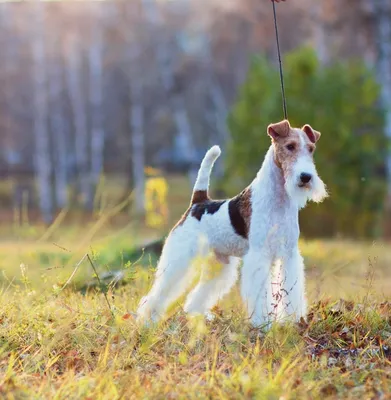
xmin=267 ymin=120 xmax=291 ymax=140
xmin=302 ymin=124 xmax=321 ymax=143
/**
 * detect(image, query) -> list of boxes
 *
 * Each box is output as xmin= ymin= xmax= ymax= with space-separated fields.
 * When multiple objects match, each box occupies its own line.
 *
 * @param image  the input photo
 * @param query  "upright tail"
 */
xmin=191 ymin=145 xmax=221 ymax=204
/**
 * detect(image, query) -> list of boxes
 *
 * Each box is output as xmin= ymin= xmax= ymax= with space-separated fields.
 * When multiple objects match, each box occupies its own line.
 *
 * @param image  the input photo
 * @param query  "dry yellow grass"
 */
xmin=0 ymin=176 xmax=390 ymax=398
xmin=0 ymin=263 xmax=390 ymax=399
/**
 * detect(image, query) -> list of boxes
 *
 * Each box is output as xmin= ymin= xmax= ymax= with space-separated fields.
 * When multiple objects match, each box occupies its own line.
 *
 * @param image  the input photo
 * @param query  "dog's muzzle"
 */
xmin=298 ymin=172 xmax=312 ymax=188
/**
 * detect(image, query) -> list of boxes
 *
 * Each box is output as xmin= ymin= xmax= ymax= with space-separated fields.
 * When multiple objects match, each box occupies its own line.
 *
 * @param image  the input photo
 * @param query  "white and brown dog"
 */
xmin=137 ymin=120 xmax=327 ymax=328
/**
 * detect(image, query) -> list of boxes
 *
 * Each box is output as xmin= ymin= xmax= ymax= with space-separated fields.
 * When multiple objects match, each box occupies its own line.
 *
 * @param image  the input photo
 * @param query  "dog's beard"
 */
xmin=285 ymin=161 xmax=328 ymax=209
xmin=309 ymin=176 xmax=328 ymax=203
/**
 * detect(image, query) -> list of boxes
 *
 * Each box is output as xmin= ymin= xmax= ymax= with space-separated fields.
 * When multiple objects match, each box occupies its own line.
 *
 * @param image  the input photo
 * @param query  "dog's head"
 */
xmin=267 ymin=119 xmax=328 ymax=208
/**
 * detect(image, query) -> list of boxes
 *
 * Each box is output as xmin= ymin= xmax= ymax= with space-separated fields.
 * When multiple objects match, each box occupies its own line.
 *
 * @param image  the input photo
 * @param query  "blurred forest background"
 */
xmin=0 ymin=0 xmax=390 ymax=239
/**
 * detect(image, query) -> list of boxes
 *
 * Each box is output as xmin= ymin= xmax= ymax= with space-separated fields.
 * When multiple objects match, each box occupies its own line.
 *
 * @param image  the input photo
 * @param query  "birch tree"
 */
xmin=373 ymin=0 xmax=391 ymax=205
xmin=0 ymin=2 xmax=13 ymax=154
xmin=66 ymin=34 xmax=90 ymax=210
xmin=310 ymin=1 xmax=328 ymax=64
xmin=129 ymin=75 xmax=145 ymax=214
xmin=125 ymin=2 xmax=146 ymax=214
xmin=33 ymin=1 xmax=53 ymax=223
xmin=369 ymin=0 xmax=391 ymax=236
xmin=49 ymin=42 xmax=68 ymax=209
xmin=142 ymin=0 xmax=197 ymax=182
xmin=89 ymin=3 xmax=105 ymax=211
xmin=202 ymin=38 xmax=229 ymax=179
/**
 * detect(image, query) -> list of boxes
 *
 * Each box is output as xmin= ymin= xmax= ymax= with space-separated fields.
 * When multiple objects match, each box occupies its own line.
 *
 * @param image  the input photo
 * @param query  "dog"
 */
xmin=137 ymin=119 xmax=327 ymax=327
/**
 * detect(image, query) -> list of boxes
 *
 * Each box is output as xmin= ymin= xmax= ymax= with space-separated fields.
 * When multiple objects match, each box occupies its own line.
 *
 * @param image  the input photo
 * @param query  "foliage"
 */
xmin=225 ymin=47 xmax=388 ymax=238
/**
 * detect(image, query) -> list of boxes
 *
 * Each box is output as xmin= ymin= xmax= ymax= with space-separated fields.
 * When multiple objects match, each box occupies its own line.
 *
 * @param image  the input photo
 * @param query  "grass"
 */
xmin=0 ymin=238 xmax=390 ymax=399
xmin=0 ymin=176 xmax=390 ymax=398
xmin=0 ymin=272 xmax=390 ymax=398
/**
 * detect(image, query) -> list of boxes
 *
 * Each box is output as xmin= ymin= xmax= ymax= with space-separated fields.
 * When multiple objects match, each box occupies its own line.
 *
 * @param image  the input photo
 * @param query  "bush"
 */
xmin=225 ymin=47 xmax=388 ymax=238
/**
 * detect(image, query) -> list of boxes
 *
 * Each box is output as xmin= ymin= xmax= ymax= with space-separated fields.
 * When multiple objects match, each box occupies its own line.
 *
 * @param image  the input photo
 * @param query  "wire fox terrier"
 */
xmin=137 ymin=120 xmax=328 ymax=327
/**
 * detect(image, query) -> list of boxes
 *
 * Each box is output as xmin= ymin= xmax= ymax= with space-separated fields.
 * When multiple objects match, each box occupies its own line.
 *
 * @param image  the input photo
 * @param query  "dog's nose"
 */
xmin=300 ymin=173 xmax=312 ymax=184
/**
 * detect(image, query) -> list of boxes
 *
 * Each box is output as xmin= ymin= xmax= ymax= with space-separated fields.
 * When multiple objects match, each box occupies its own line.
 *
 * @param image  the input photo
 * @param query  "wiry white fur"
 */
xmin=193 ymin=145 xmax=221 ymax=191
xmin=136 ymin=201 xmax=246 ymax=323
xmin=137 ymin=135 xmax=327 ymax=328
xmin=184 ymin=254 xmax=240 ymax=320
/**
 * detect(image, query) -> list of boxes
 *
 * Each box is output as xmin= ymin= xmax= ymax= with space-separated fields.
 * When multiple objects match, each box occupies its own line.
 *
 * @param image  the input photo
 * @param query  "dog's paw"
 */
xmin=205 ymin=311 xmax=216 ymax=322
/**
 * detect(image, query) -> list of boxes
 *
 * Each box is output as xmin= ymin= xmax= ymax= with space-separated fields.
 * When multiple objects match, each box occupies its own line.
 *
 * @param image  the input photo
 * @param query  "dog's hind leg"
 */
xmin=184 ymin=253 xmax=240 ymax=319
xmin=136 ymin=228 xmax=200 ymax=324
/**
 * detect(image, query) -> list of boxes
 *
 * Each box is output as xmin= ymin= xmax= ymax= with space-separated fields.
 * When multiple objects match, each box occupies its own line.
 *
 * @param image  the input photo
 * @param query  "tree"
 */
xmin=129 ymin=81 xmax=145 ymax=214
xmin=89 ymin=3 xmax=105 ymax=212
xmin=128 ymin=2 xmax=146 ymax=214
xmin=372 ymin=0 xmax=391 ymax=234
xmin=66 ymin=34 xmax=90 ymax=210
xmin=310 ymin=1 xmax=328 ymax=64
xmin=49 ymin=34 xmax=68 ymax=210
xmin=33 ymin=0 xmax=53 ymax=223
xmin=141 ymin=0 xmax=197 ymax=183
xmin=227 ymin=47 xmax=387 ymax=238
xmin=202 ymin=36 xmax=229 ymax=180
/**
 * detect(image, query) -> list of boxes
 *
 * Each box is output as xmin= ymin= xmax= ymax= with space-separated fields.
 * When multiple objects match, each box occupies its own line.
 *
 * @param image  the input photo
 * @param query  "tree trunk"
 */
xmin=311 ymin=1 xmax=328 ymax=64
xmin=0 ymin=2 xmax=14 ymax=158
xmin=66 ymin=35 xmax=90 ymax=210
xmin=142 ymin=0 xmax=196 ymax=182
xmin=203 ymin=39 xmax=229 ymax=180
xmin=0 ymin=3 xmax=20 ymax=212
xmin=49 ymin=50 xmax=68 ymax=210
xmin=130 ymin=87 xmax=145 ymax=214
xmin=208 ymin=83 xmax=228 ymax=179
xmin=373 ymin=0 xmax=391 ymax=235
xmin=126 ymin=3 xmax=146 ymax=214
xmin=33 ymin=1 xmax=53 ymax=224
xmin=89 ymin=4 xmax=105 ymax=212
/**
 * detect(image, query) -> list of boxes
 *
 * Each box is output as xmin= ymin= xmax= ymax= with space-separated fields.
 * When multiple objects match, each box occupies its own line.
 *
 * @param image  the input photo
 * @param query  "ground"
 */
xmin=0 ymin=177 xmax=390 ymax=399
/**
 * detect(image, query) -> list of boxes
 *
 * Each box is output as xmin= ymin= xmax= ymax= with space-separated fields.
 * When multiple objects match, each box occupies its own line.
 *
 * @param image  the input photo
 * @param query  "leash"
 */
xmin=272 ymin=0 xmax=288 ymax=120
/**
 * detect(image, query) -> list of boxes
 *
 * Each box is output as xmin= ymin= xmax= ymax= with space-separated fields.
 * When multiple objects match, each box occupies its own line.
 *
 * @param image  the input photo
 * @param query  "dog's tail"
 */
xmin=191 ymin=145 xmax=221 ymax=205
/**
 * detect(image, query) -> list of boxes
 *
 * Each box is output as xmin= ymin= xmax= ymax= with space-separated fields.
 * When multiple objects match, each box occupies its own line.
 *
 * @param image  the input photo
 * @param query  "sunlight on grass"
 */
xmin=0 ymin=283 xmax=390 ymax=398
xmin=0 ymin=177 xmax=390 ymax=398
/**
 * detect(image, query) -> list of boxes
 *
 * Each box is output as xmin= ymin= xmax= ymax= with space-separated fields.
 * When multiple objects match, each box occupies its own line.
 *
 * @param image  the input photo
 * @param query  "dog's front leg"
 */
xmin=282 ymin=248 xmax=307 ymax=321
xmin=241 ymin=250 xmax=274 ymax=329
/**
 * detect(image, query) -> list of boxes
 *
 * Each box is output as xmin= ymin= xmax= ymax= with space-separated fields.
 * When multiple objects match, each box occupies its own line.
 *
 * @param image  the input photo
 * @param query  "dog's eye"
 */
xmin=286 ymin=143 xmax=296 ymax=151
xmin=308 ymin=146 xmax=314 ymax=153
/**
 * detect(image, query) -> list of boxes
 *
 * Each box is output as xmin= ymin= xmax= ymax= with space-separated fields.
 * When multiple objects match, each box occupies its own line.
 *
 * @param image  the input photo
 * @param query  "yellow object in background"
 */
xmin=145 ymin=176 xmax=169 ymax=228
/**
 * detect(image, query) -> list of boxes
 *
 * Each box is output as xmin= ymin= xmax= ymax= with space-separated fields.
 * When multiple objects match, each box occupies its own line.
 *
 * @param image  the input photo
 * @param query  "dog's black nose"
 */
xmin=300 ymin=173 xmax=312 ymax=184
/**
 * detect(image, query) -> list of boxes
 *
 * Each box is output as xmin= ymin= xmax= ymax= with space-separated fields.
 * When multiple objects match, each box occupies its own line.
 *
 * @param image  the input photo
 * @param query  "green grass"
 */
xmin=0 ymin=176 xmax=390 ymax=398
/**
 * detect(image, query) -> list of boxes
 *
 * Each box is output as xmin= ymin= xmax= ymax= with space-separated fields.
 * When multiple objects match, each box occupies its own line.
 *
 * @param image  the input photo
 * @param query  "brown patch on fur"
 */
xmin=267 ymin=120 xmax=291 ymax=139
xmin=191 ymin=190 xmax=209 ymax=205
xmin=172 ymin=190 xmax=211 ymax=231
xmin=214 ymin=251 xmax=230 ymax=264
xmin=274 ymin=156 xmax=282 ymax=170
xmin=240 ymin=187 xmax=252 ymax=230
xmin=191 ymin=200 xmax=226 ymax=221
xmin=273 ymin=128 xmax=301 ymax=179
xmin=228 ymin=186 xmax=252 ymax=239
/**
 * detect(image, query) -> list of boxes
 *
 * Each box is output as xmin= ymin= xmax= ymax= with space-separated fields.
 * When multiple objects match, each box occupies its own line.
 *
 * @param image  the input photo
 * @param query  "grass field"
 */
xmin=0 ymin=177 xmax=390 ymax=399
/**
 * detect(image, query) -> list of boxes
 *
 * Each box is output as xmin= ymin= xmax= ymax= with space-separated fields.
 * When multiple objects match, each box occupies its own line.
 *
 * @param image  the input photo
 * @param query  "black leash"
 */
xmin=272 ymin=0 xmax=288 ymax=120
